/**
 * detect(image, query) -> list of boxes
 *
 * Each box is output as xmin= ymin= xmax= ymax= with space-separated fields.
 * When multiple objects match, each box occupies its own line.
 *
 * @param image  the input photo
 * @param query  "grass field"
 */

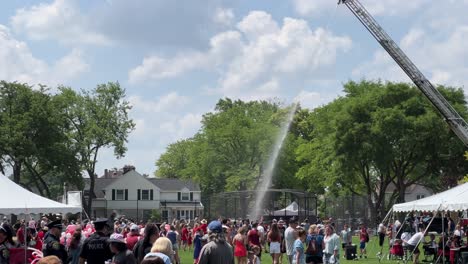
xmin=176 ymin=235 xmax=431 ymax=264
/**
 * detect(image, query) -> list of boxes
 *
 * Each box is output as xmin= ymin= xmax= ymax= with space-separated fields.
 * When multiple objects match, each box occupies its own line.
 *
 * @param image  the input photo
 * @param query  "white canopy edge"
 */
xmin=392 ymin=182 xmax=468 ymax=212
xmin=0 ymin=176 xmax=81 ymax=215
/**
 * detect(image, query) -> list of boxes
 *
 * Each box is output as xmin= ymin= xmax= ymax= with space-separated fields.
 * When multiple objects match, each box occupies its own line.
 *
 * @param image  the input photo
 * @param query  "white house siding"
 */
xmin=405 ymin=185 xmax=433 ymax=202
xmin=86 ymin=169 xmax=203 ymax=221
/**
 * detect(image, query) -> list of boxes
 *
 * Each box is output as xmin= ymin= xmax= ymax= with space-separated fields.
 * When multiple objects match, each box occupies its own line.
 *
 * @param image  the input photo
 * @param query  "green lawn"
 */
xmin=177 ymin=236 xmax=431 ymax=264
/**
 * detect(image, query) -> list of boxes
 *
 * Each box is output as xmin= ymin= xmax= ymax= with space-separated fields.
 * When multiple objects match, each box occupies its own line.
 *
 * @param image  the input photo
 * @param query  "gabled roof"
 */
xmin=83 ymin=172 xmax=200 ymax=198
xmin=148 ymin=178 xmax=200 ymax=191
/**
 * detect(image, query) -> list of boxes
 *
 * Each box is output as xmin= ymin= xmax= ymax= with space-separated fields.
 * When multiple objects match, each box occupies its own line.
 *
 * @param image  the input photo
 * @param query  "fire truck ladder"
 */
xmin=339 ymin=0 xmax=468 ymax=146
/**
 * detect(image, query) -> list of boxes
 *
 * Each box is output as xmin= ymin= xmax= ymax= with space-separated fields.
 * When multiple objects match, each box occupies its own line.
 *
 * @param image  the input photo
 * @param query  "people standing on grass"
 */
xmin=193 ymin=228 xmax=203 ymax=264
xmin=293 ymin=229 xmax=307 ymax=264
xmin=305 ymin=225 xmax=323 ymax=264
xmin=322 ymin=225 xmax=340 ymax=264
xmin=340 ymin=224 xmax=352 ymax=249
xmin=359 ymin=223 xmax=368 ymax=259
xmin=233 ymin=226 xmax=248 ymax=264
xmin=406 ymin=226 xmax=427 ymax=264
xmin=284 ymin=218 xmax=299 ymax=264
xmin=134 ymin=223 xmax=160 ymax=263
xmin=267 ymin=223 xmax=282 ymax=264
xmin=248 ymin=222 xmax=262 ymax=263
xmin=197 ymin=220 xmax=234 ymax=264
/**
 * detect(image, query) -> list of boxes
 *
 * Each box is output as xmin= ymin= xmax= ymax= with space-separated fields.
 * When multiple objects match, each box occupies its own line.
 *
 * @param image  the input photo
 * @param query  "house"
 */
xmin=385 ymin=183 xmax=434 ymax=202
xmin=83 ymin=166 xmax=203 ymax=222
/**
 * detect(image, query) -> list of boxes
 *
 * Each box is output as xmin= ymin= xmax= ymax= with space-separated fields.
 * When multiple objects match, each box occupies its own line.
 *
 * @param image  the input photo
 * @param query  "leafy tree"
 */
xmin=156 ymin=98 xmax=295 ymax=216
xmin=58 ymin=82 xmax=135 ymax=215
xmin=296 ymin=80 xmax=467 ymax=221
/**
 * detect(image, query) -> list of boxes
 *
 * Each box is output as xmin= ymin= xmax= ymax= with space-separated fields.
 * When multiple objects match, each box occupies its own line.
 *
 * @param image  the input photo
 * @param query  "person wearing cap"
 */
xmin=79 ymin=218 xmax=113 ymax=264
xmin=126 ymin=224 xmax=140 ymax=251
xmin=43 ymin=220 xmax=68 ymax=263
xmin=198 ymin=220 xmax=234 ymax=264
xmin=0 ymin=223 xmax=15 ymax=264
xmin=200 ymin=220 xmax=208 ymax=235
xmin=284 ymin=218 xmax=298 ymax=264
xmin=108 ymin=233 xmax=137 ymax=264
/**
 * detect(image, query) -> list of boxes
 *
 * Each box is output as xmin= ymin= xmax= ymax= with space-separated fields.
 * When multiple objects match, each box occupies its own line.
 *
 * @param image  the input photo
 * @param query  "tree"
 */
xmin=156 ymin=98 xmax=297 ymax=216
xmin=59 ymin=82 xmax=135 ymax=215
xmin=296 ymin=80 xmax=467 ymax=222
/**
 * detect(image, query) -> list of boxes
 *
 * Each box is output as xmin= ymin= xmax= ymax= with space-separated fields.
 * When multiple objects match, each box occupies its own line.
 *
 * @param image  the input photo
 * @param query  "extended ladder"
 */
xmin=339 ymin=0 xmax=468 ymax=146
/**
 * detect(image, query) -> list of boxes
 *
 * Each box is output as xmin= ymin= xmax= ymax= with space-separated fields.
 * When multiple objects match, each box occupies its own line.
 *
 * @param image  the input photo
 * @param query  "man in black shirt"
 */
xmin=80 ymin=218 xmax=113 ymax=264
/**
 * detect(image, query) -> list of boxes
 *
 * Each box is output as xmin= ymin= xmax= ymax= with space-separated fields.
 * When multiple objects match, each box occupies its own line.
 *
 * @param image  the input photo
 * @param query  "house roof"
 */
xmin=148 ymin=178 xmax=200 ymax=192
xmin=385 ymin=183 xmax=432 ymax=194
xmin=83 ymin=171 xmax=200 ymax=198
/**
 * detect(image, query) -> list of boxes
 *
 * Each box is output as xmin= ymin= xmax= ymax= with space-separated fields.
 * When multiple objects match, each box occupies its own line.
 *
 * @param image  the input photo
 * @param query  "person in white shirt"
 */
xmin=257 ymin=223 xmax=266 ymax=253
xmin=284 ymin=218 xmax=298 ymax=264
xmin=323 ymin=225 xmax=340 ymax=264
xmin=406 ymin=226 xmax=427 ymax=264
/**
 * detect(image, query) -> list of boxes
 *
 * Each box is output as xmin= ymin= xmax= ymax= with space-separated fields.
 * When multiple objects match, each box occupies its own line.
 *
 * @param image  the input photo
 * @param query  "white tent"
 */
xmin=273 ymin=201 xmax=300 ymax=216
xmin=392 ymin=182 xmax=468 ymax=212
xmin=0 ymin=176 xmax=81 ymax=215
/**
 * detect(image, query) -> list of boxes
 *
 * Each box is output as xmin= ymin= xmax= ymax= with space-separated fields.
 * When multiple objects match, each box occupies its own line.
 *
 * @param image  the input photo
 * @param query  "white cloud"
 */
xmin=129 ymin=52 xmax=207 ymax=83
xmin=129 ymin=11 xmax=351 ymax=100
xmin=353 ymin=24 xmax=468 ymax=90
xmin=0 ymin=24 xmax=88 ymax=85
xmin=129 ymin=92 xmax=190 ymax=113
xmin=292 ymin=0 xmax=333 ymax=17
xmin=214 ymin=8 xmax=235 ymax=26
xmin=292 ymin=0 xmax=426 ymax=17
xmin=11 ymin=0 xmax=110 ymax=45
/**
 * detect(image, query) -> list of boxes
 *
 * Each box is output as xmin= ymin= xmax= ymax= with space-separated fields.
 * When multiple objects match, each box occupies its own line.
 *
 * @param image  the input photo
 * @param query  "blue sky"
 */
xmin=1 ymin=0 xmax=467 ymax=176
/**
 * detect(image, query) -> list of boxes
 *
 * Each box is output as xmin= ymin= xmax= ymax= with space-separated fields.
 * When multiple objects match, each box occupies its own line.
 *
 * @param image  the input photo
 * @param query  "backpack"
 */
xmin=306 ymin=235 xmax=320 ymax=255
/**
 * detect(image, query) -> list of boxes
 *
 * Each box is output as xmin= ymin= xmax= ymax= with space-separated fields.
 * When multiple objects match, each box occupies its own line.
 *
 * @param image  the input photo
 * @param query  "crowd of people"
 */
xmin=0 ymin=215 xmax=363 ymax=264
xmin=384 ymin=215 xmax=467 ymax=264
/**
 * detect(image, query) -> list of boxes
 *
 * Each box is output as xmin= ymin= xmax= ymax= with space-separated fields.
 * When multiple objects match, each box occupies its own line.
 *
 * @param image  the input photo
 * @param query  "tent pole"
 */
xmin=442 ymin=211 xmax=445 ymax=264
xmin=407 ymin=206 xmax=439 ymax=264
xmin=381 ymin=208 xmax=393 ymax=226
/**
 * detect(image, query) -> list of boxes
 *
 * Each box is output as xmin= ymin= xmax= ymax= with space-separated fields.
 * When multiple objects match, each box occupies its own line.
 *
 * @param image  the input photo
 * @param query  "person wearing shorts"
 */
xmin=268 ymin=223 xmax=282 ymax=264
xmin=406 ymin=227 xmax=426 ymax=264
xmin=359 ymin=224 xmax=368 ymax=259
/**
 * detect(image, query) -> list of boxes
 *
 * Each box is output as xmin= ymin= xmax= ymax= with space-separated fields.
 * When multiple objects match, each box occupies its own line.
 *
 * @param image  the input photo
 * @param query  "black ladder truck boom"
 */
xmin=339 ymin=0 xmax=468 ymax=146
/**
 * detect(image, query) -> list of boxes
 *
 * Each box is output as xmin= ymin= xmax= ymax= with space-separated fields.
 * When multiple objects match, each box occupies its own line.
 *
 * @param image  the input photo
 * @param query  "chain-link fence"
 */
xmin=202 ymin=189 xmax=318 ymax=222
xmin=322 ymin=194 xmax=379 ymax=231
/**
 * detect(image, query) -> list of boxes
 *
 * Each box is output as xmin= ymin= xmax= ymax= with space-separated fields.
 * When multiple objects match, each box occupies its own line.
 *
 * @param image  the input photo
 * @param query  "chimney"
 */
xmin=104 ymin=169 xmax=108 ymax=178
xmin=123 ymin=165 xmax=136 ymax=174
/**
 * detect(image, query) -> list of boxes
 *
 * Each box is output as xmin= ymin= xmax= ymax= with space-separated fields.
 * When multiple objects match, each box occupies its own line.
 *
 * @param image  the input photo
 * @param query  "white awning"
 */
xmin=393 ymin=183 xmax=468 ymax=212
xmin=0 ymin=176 xmax=81 ymax=215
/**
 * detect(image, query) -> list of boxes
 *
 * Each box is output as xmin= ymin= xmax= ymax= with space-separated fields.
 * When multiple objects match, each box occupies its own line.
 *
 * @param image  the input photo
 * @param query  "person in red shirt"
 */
xmin=200 ymin=219 xmax=208 ymax=234
xmin=126 ymin=224 xmax=141 ymax=250
xmin=181 ymin=224 xmax=189 ymax=251
xmin=359 ymin=223 xmax=368 ymax=258
xmin=248 ymin=222 xmax=262 ymax=262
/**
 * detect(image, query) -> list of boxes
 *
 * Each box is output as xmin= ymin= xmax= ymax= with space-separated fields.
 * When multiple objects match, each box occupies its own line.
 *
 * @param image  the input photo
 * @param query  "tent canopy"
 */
xmin=392 ymin=182 xmax=468 ymax=212
xmin=0 ymin=176 xmax=81 ymax=215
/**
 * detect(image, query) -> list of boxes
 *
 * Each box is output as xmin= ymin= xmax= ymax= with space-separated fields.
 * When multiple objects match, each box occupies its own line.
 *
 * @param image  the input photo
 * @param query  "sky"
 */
xmin=1 ymin=0 xmax=468 ymax=176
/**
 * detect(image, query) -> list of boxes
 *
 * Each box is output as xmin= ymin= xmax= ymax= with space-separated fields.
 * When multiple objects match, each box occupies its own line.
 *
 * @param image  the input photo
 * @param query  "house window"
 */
xmin=142 ymin=190 xmax=150 ymax=200
xmin=416 ymin=194 xmax=425 ymax=200
xmin=116 ymin=189 xmax=125 ymax=200
xmin=162 ymin=210 xmax=168 ymax=220
xmin=181 ymin=192 xmax=190 ymax=201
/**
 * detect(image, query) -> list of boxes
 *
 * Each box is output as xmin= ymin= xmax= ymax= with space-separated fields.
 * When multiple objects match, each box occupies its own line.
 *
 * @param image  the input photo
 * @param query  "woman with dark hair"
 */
xmin=0 ymin=223 xmax=15 ymax=264
xmin=133 ymin=223 xmax=160 ymax=263
xmin=109 ymin=233 xmax=137 ymax=264
xmin=268 ymin=223 xmax=282 ymax=264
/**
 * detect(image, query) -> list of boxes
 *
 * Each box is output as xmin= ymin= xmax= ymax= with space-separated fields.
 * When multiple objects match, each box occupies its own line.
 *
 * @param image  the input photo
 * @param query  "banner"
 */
xmin=67 ymin=191 xmax=82 ymax=207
